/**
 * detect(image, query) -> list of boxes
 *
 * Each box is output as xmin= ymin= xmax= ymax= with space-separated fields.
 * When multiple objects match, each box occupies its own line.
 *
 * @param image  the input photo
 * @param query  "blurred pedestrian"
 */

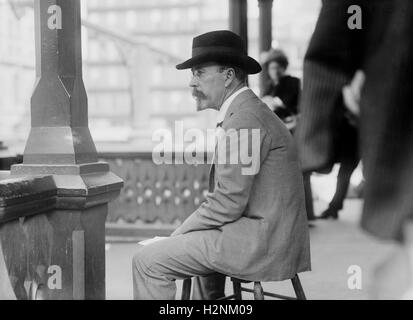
xmin=318 ymin=72 xmax=363 ymax=219
xmin=297 ymin=0 xmax=413 ymax=298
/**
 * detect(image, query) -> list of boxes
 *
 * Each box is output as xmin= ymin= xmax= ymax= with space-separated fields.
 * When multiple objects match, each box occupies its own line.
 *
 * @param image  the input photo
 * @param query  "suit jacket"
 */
xmin=296 ymin=0 xmax=413 ymax=241
xmin=262 ymin=75 xmax=301 ymax=117
xmin=173 ymin=89 xmax=311 ymax=281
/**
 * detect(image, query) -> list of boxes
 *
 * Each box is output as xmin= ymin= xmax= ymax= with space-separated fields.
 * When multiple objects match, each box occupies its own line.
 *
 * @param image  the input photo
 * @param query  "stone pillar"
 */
xmin=229 ymin=0 xmax=248 ymax=51
xmin=6 ymin=0 xmax=123 ymax=300
xmin=258 ymin=0 xmax=273 ymax=95
xmin=19 ymin=0 xmax=95 ymax=165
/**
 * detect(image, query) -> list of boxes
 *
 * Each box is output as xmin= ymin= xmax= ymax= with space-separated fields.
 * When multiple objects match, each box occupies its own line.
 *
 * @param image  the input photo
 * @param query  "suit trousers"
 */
xmin=132 ymin=230 xmax=226 ymax=300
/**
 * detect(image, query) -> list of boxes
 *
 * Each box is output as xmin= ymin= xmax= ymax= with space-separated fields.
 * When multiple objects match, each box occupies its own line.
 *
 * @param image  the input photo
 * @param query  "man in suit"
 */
xmin=132 ymin=30 xmax=311 ymax=300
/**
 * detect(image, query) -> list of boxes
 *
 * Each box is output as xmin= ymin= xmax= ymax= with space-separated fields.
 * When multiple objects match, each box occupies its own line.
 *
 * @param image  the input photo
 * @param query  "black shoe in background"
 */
xmin=318 ymin=207 xmax=339 ymax=220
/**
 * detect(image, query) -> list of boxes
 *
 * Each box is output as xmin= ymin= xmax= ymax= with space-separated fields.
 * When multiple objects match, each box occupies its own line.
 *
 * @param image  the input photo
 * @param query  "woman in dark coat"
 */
xmin=261 ymin=49 xmax=301 ymax=131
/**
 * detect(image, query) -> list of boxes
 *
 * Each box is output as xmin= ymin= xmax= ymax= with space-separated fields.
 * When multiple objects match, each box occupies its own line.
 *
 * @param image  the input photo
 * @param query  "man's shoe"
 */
xmin=318 ymin=207 xmax=339 ymax=220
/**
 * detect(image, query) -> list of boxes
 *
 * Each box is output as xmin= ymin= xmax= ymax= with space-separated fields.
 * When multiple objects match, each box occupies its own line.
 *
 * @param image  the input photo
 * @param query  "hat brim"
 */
xmin=176 ymin=52 xmax=262 ymax=74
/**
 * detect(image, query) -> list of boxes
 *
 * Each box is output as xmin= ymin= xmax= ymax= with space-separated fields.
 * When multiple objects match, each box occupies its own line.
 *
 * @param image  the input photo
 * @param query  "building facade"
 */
xmin=0 ymin=0 xmax=321 ymax=152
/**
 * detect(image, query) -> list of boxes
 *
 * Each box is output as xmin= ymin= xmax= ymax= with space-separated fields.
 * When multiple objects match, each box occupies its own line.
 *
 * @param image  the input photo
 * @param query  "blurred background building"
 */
xmin=0 ymin=0 xmax=321 ymax=153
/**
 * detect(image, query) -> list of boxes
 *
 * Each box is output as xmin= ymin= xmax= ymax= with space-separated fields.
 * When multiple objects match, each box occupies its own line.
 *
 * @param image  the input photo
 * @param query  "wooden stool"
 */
xmin=181 ymin=274 xmax=306 ymax=300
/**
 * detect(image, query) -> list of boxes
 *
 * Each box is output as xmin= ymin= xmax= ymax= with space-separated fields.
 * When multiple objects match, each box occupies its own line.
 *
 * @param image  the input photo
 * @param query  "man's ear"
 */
xmin=224 ymin=68 xmax=236 ymax=88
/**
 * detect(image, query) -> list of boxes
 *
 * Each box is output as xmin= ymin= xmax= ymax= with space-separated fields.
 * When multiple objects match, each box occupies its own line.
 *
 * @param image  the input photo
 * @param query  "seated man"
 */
xmin=132 ymin=30 xmax=311 ymax=300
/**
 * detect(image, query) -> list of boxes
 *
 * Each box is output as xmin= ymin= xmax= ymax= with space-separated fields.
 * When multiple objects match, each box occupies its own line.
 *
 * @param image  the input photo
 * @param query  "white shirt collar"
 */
xmin=216 ymin=86 xmax=249 ymax=125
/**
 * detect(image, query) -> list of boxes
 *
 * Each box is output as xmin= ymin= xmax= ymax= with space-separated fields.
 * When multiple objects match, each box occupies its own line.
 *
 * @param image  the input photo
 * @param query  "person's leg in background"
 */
xmin=319 ymin=156 xmax=359 ymax=219
xmin=132 ymin=230 xmax=220 ymax=300
xmin=303 ymin=172 xmax=315 ymax=221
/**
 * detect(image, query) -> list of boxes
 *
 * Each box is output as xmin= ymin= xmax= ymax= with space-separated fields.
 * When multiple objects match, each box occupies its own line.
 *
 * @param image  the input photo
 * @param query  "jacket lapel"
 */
xmin=208 ymin=163 xmax=215 ymax=192
xmin=208 ymin=121 xmax=222 ymax=192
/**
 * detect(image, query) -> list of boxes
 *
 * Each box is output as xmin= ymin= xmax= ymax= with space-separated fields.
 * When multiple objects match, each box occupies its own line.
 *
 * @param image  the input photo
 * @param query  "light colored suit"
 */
xmin=173 ymin=88 xmax=311 ymax=281
xmin=132 ymin=89 xmax=311 ymax=299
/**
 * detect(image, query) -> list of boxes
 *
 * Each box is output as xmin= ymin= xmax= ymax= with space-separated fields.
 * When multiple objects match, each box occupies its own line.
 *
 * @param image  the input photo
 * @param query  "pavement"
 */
xmin=106 ymin=197 xmax=399 ymax=300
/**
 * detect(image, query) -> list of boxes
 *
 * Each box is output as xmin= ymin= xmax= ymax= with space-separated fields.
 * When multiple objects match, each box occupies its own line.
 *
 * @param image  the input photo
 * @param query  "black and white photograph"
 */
xmin=0 ymin=0 xmax=413 ymax=310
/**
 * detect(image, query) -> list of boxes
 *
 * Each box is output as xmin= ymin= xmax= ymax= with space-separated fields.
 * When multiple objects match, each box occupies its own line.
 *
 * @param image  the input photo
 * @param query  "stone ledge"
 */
xmin=11 ymin=162 xmax=109 ymax=176
xmin=0 ymin=168 xmax=123 ymax=223
xmin=0 ymin=175 xmax=56 ymax=224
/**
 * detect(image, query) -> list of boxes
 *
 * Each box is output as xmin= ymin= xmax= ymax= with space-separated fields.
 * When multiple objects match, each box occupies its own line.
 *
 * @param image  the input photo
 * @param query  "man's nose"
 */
xmin=189 ymin=75 xmax=197 ymax=87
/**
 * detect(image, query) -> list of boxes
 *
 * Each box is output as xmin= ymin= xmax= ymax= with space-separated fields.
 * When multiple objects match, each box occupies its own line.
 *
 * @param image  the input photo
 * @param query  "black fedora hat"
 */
xmin=176 ymin=30 xmax=262 ymax=74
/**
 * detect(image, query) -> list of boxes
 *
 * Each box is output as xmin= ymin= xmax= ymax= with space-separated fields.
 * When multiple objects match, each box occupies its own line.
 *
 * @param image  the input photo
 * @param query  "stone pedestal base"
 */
xmin=0 ymin=163 xmax=123 ymax=300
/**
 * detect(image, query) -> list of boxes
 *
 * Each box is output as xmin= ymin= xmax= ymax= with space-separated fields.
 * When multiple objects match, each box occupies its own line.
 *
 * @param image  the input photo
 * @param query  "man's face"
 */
xmin=267 ymin=61 xmax=286 ymax=82
xmin=190 ymin=63 xmax=227 ymax=111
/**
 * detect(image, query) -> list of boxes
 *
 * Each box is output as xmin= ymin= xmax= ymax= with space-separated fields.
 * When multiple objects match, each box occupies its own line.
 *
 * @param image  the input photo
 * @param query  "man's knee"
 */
xmin=132 ymin=245 xmax=167 ymax=277
xmin=132 ymin=246 xmax=150 ymax=274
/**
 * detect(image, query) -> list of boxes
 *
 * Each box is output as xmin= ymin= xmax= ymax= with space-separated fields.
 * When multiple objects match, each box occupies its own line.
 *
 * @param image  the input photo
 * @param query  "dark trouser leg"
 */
xmin=303 ymin=172 xmax=315 ymax=220
xmin=191 ymin=273 xmax=226 ymax=300
xmin=329 ymin=158 xmax=359 ymax=211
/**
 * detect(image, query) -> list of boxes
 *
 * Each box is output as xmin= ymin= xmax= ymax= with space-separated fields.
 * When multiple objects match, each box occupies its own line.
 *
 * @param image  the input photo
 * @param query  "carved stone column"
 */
xmin=16 ymin=0 xmax=95 ymax=166
xmin=5 ymin=0 xmax=123 ymax=300
xmin=258 ymin=0 xmax=274 ymax=95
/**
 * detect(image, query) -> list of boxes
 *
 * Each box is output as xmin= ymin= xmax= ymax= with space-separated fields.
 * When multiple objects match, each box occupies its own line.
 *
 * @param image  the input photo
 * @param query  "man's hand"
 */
xmin=273 ymin=97 xmax=284 ymax=108
xmin=262 ymin=95 xmax=276 ymax=111
xmin=343 ymin=70 xmax=365 ymax=118
xmin=284 ymin=115 xmax=297 ymax=131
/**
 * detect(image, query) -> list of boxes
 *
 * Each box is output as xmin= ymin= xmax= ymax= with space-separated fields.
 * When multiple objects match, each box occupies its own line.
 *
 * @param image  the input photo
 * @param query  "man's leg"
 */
xmin=330 ymin=158 xmax=359 ymax=210
xmin=303 ymin=172 xmax=315 ymax=221
xmin=319 ymin=157 xmax=359 ymax=219
xmin=191 ymin=273 xmax=226 ymax=300
xmin=132 ymin=230 xmax=220 ymax=300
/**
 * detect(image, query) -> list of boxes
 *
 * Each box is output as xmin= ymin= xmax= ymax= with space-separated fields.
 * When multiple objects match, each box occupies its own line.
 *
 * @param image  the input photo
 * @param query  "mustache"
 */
xmin=192 ymin=90 xmax=206 ymax=99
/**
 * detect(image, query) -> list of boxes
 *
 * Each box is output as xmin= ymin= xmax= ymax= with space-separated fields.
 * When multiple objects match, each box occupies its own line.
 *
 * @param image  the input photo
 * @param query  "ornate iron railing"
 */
xmin=101 ymin=152 xmax=213 ymax=241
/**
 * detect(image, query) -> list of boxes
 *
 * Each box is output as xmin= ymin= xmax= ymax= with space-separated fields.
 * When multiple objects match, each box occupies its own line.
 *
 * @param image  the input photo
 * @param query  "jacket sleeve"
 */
xmin=171 ymin=112 xmax=272 ymax=236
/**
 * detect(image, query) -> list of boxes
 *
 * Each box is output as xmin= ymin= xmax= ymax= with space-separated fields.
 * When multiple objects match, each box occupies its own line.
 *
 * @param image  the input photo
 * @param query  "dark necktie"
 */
xmin=209 ymin=121 xmax=223 ymax=191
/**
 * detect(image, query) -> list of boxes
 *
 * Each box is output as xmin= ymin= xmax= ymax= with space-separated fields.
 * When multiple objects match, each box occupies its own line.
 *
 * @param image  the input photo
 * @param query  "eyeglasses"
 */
xmin=191 ymin=66 xmax=227 ymax=81
xmin=191 ymin=69 xmax=206 ymax=81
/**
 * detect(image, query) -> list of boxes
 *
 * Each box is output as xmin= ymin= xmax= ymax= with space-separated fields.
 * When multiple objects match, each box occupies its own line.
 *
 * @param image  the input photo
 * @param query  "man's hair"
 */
xmin=219 ymin=64 xmax=248 ymax=83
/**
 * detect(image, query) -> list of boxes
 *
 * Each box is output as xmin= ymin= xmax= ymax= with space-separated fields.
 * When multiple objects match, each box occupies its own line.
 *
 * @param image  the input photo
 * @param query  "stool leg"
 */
xmin=181 ymin=278 xmax=192 ymax=300
xmin=291 ymin=275 xmax=306 ymax=300
xmin=253 ymin=282 xmax=264 ymax=300
xmin=232 ymin=280 xmax=242 ymax=300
